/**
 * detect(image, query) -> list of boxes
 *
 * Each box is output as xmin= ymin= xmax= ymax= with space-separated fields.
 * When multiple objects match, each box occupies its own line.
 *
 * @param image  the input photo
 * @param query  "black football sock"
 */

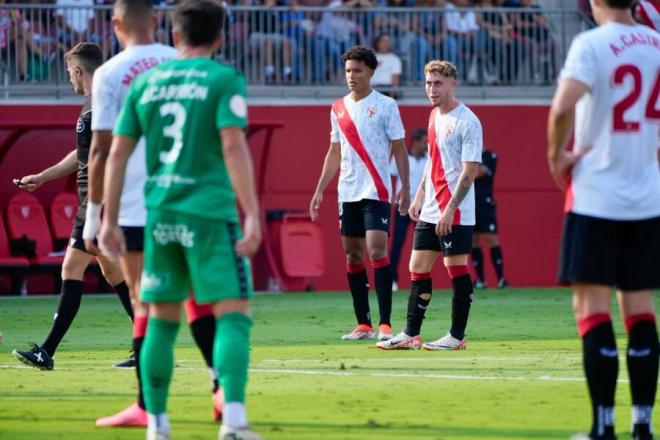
xmin=41 ymin=279 xmax=83 ymax=356
xmin=190 ymin=314 xmax=219 ymax=393
xmin=471 ymin=247 xmax=484 ymax=282
xmin=448 ymin=267 xmax=473 ymax=340
xmin=489 ymin=246 xmax=505 ymax=280
xmin=625 ymin=314 xmax=658 ymax=436
xmin=112 ymin=281 xmax=134 ymax=322
xmin=133 ymin=336 xmax=146 ymax=409
xmin=404 ymin=274 xmax=432 ymax=337
xmin=579 ymin=314 xmax=618 ymax=439
xmin=372 ymin=257 xmax=392 ymax=326
xmin=346 ymin=264 xmax=371 ymax=326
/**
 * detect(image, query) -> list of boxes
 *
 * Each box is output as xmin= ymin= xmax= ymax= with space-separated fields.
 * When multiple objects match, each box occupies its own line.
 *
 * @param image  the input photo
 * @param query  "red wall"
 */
xmin=0 ymin=103 xmax=563 ymax=291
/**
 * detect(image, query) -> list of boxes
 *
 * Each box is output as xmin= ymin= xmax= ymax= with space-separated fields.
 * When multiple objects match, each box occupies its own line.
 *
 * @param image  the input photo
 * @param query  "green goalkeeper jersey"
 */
xmin=114 ymin=57 xmax=248 ymax=222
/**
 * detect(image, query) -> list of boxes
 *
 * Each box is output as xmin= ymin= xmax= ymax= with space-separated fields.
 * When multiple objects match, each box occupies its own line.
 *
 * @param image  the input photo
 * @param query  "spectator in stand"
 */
xmin=511 ymin=0 xmax=555 ymax=83
xmin=314 ymin=0 xmax=361 ymax=82
xmin=476 ymin=0 xmax=521 ymax=84
xmin=248 ymin=0 xmax=296 ymax=83
xmin=0 ymin=0 xmax=29 ymax=81
xmin=55 ymin=0 xmax=95 ymax=45
xmin=370 ymin=33 xmax=401 ymax=97
xmin=389 ymin=128 xmax=428 ymax=291
xmin=444 ymin=0 xmax=479 ymax=81
xmin=412 ymin=0 xmax=456 ymax=72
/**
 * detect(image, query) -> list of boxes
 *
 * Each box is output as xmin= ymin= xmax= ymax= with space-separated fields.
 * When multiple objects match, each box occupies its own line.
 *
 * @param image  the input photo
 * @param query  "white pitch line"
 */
xmin=260 ymin=355 xmax=583 ymax=363
xmin=0 ymin=363 xmax=647 ymax=384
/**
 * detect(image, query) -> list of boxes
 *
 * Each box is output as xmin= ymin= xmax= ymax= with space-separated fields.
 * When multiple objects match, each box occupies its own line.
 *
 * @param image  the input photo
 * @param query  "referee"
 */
xmin=471 ymin=149 xmax=508 ymax=289
xmin=11 ymin=43 xmax=133 ymax=370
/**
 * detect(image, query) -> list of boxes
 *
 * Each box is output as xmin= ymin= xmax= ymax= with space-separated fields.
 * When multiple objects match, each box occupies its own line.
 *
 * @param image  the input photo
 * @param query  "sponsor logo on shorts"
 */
xmin=141 ymin=272 xmax=167 ymax=290
xmin=381 ymin=217 xmax=388 ymax=225
xmin=443 ymin=240 xmax=453 ymax=249
xmin=152 ymin=223 xmax=195 ymax=248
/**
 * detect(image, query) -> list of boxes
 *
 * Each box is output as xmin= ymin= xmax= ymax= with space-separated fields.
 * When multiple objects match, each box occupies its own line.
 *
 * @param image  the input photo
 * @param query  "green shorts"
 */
xmin=141 ymin=209 xmax=253 ymax=303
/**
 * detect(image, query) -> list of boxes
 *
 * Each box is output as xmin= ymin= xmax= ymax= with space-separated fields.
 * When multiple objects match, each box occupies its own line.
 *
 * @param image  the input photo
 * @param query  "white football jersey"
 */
xmin=91 ymin=43 xmax=176 ymax=227
xmin=330 ymin=90 xmax=405 ymax=203
xmin=419 ymin=103 xmax=483 ymax=225
xmin=560 ymin=23 xmax=660 ymax=220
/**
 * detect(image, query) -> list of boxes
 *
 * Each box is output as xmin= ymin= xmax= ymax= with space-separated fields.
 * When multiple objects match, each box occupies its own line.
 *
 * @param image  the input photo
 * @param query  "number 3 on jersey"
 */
xmin=160 ymin=102 xmax=186 ymax=164
xmin=612 ymin=65 xmax=660 ymax=132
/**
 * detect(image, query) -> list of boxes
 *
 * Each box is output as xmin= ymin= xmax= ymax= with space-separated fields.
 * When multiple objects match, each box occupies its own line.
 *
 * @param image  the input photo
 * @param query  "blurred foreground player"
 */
xmin=548 ymin=0 xmax=660 ymax=438
xmin=99 ymin=1 xmax=262 ymax=438
xmin=83 ymin=0 xmax=222 ymax=427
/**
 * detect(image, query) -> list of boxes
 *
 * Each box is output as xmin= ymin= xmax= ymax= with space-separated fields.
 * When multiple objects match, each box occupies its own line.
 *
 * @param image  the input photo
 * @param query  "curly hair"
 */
xmin=424 ymin=60 xmax=457 ymax=79
xmin=341 ymin=45 xmax=379 ymax=71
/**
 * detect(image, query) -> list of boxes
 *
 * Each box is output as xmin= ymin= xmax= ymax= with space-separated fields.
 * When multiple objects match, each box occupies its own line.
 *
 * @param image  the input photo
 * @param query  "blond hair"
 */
xmin=424 ymin=60 xmax=457 ymax=79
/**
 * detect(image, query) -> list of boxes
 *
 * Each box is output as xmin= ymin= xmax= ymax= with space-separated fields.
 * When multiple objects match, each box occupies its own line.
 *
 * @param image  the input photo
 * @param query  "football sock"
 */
xmin=471 ymin=247 xmax=484 ymax=282
xmin=372 ymin=257 xmax=392 ymax=326
xmin=141 ymin=317 xmax=180 ymax=415
xmin=578 ymin=314 xmax=618 ymax=438
xmin=224 ymin=402 xmax=248 ymax=429
xmin=448 ymin=266 xmax=472 ymax=340
xmin=112 ymin=281 xmax=133 ymax=322
xmin=346 ymin=264 xmax=371 ymax=326
xmin=404 ymin=273 xmax=432 ymax=337
xmin=489 ymin=246 xmax=505 ymax=280
xmin=188 ymin=310 xmax=219 ymax=393
xmin=133 ymin=315 xmax=148 ymax=410
xmin=625 ymin=314 xmax=658 ymax=436
xmin=215 ymin=313 xmax=252 ymax=405
xmin=41 ymin=279 xmax=83 ymax=356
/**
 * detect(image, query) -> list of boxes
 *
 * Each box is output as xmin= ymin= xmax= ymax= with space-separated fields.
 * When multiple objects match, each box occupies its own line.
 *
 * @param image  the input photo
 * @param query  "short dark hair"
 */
xmin=64 ymin=42 xmax=103 ymax=74
xmin=173 ymin=0 xmax=226 ymax=47
xmin=411 ymin=128 xmax=427 ymax=142
xmin=604 ymin=0 xmax=634 ymax=9
xmin=342 ymin=46 xmax=378 ymax=71
xmin=114 ymin=0 xmax=154 ymax=26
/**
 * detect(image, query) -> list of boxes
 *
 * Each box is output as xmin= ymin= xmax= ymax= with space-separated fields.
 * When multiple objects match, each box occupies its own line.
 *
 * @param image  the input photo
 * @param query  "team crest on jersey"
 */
xmin=445 ymin=126 xmax=453 ymax=138
xmin=367 ymin=107 xmax=376 ymax=118
xmin=76 ymin=118 xmax=85 ymax=133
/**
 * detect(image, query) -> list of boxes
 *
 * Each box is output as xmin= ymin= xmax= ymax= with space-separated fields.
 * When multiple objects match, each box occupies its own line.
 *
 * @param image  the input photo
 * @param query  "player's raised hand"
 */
xmin=436 ymin=208 xmax=454 ymax=236
xmin=548 ymin=148 xmax=590 ymax=190
xmin=396 ymin=187 xmax=410 ymax=216
xmin=98 ymin=222 xmax=126 ymax=261
xmin=235 ymin=214 xmax=262 ymax=257
xmin=309 ymin=192 xmax=323 ymax=222
xmin=408 ymin=198 xmax=422 ymax=221
xmin=14 ymin=175 xmax=44 ymax=192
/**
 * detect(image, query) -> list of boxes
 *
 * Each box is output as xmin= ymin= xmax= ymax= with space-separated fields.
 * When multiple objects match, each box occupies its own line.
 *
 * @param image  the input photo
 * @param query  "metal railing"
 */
xmin=0 ymin=4 xmax=590 ymax=99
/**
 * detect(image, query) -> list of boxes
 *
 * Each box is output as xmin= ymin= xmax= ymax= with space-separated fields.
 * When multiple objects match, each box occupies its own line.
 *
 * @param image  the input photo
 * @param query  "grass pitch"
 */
xmin=0 ymin=288 xmax=658 ymax=439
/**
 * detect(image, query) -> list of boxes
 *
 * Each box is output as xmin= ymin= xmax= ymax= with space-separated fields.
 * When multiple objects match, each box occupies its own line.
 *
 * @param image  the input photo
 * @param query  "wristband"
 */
xmin=82 ymin=202 xmax=102 ymax=240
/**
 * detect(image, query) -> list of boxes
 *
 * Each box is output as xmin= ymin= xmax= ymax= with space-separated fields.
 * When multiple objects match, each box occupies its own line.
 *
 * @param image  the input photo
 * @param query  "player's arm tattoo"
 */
xmin=448 ymin=174 xmax=474 ymax=210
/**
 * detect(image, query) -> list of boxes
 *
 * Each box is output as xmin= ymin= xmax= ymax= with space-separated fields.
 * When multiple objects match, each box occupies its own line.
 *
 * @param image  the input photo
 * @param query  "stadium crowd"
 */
xmin=0 ymin=0 xmax=559 ymax=85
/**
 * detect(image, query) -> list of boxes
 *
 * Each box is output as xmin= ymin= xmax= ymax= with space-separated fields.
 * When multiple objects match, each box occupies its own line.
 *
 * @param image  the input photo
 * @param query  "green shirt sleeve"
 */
xmin=216 ymin=72 xmax=248 ymax=130
xmin=113 ymin=81 xmax=143 ymax=139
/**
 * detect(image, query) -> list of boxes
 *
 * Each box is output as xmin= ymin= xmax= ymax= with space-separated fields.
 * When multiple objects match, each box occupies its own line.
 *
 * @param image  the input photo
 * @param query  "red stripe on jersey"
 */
xmin=638 ymin=1 xmax=660 ymax=31
xmin=427 ymin=107 xmax=461 ymax=224
xmin=564 ymin=181 xmax=574 ymax=213
xmin=333 ymin=98 xmax=389 ymax=202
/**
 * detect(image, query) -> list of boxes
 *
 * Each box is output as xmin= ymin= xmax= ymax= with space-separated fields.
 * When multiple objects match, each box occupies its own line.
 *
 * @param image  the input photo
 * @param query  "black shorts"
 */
xmin=69 ymin=206 xmax=88 ymax=253
xmin=122 ymin=226 xmax=144 ymax=252
xmin=339 ymin=199 xmax=390 ymax=237
xmin=559 ymin=213 xmax=660 ymax=291
xmin=412 ymin=220 xmax=473 ymax=256
xmin=475 ymin=197 xmax=498 ymax=233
